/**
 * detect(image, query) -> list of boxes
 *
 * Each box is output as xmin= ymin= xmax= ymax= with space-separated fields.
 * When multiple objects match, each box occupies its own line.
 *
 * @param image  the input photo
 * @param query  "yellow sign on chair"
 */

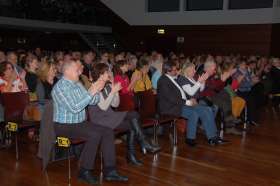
xmin=6 ymin=122 xmax=18 ymax=132
xmin=57 ymin=137 xmax=71 ymax=147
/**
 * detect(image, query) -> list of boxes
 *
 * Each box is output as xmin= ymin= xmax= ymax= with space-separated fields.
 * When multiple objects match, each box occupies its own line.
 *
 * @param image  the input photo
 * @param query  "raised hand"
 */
xmin=237 ymin=74 xmax=245 ymax=83
xmin=89 ymin=80 xmax=106 ymax=95
xmin=198 ymin=72 xmax=209 ymax=83
xmin=111 ymin=82 xmax=122 ymax=93
xmin=221 ymin=71 xmax=231 ymax=82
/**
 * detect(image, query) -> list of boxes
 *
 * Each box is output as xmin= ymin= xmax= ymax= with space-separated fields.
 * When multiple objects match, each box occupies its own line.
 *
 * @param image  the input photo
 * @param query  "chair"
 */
xmin=55 ymin=137 xmax=85 ymax=186
xmin=138 ymin=90 xmax=179 ymax=146
xmin=117 ymin=94 xmax=136 ymax=112
xmin=1 ymin=92 xmax=39 ymax=160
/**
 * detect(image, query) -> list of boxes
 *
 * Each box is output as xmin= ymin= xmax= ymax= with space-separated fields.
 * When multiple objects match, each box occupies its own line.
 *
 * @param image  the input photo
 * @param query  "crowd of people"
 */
xmin=0 ymin=48 xmax=279 ymax=184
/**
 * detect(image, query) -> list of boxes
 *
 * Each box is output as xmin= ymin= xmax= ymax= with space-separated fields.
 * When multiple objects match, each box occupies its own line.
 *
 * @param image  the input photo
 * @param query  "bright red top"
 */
xmin=114 ymin=74 xmax=133 ymax=96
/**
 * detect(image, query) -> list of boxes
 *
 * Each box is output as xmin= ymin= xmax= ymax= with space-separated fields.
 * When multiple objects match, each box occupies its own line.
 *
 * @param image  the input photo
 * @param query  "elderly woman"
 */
xmin=88 ymin=63 xmax=160 ymax=166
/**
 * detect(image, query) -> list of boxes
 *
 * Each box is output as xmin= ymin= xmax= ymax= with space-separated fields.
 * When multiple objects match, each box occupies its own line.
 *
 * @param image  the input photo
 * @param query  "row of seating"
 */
xmin=0 ymin=90 xmax=179 ymax=185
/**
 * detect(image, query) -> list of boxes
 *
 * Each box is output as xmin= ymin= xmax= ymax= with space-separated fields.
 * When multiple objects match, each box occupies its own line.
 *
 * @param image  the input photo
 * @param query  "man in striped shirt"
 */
xmin=52 ymin=59 xmax=128 ymax=184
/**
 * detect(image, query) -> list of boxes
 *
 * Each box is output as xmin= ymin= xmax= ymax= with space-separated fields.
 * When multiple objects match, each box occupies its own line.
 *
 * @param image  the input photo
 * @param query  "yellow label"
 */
xmin=57 ymin=137 xmax=71 ymax=147
xmin=6 ymin=122 xmax=18 ymax=132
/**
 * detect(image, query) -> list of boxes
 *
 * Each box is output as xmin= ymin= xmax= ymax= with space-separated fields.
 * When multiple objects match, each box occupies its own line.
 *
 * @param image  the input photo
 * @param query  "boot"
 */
xmin=127 ymin=129 xmax=143 ymax=166
xmin=130 ymin=118 xmax=161 ymax=154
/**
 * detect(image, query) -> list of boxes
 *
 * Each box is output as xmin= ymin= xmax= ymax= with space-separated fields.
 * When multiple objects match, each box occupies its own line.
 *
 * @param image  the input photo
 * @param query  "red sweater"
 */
xmin=200 ymin=76 xmax=225 ymax=97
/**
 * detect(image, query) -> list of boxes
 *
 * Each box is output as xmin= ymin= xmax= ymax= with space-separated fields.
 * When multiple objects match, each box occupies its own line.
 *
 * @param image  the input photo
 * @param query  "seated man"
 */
xmin=157 ymin=60 xmax=227 ymax=147
xmin=199 ymin=60 xmax=242 ymax=135
xmin=51 ymin=59 xmax=128 ymax=185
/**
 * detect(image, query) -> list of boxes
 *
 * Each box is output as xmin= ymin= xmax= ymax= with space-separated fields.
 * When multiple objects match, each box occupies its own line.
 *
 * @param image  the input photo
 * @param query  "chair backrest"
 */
xmin=117 ymin=94 xmax=136 ymax=111
xmin=1 ymin=92 xmax=29 ymax=122
xmin=138 ymin=90 xmax=157 ymax=119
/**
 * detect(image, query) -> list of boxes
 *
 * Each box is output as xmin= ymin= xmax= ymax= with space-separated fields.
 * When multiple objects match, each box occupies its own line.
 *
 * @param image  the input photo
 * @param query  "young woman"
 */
xmin=131 ymin=58 xmax=152 ymax=93
xmin=88 ymin=63 xmax=160 ymax=166
xmin=37 ymin=60 xmax=57 ymax=101
xmin=113 ymin=60 xmax=140 ymax=110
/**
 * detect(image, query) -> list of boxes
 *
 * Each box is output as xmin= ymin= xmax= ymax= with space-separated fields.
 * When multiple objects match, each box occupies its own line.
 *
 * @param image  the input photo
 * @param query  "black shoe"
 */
xmin=249 ymin=121 xmax=259 ymax=127
xmin=208 ymin=137 xmax=229 ymax=146
xmin=104 ymin=170 xmax=128 ymax=182
xmin=225 ymin=127 xmax=242 ymax=136
xmin=215 ymin=137 xmax=230 ymax=145
xmin=78 ymin=169 xmax=98 ymax=185
xmin=140 ymin=142 xmax=161 ymax=154
xmin=185 ymin=138 xmax=197 ymax=147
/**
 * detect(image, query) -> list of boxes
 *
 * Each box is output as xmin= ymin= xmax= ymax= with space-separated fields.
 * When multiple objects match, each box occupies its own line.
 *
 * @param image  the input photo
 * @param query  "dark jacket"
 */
xmin=271 ymin=66 xmax=280 ymax=93
xmin=157 ymin=74 xmax=185 ymax=116
xmin=37 ymin=100 xmax=56 ymax=170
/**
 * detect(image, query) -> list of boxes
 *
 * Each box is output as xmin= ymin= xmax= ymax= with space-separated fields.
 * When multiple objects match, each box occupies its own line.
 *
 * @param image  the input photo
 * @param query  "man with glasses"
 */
xmin=157 ymin=60 xmax=227 ymax=147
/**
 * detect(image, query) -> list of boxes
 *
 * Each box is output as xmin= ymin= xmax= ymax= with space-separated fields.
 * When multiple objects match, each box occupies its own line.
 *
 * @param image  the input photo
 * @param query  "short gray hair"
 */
xmin=204 ymin=60 xmax=216 ymax=71
xmin=61 ymin=60 xmax=76 ymax=73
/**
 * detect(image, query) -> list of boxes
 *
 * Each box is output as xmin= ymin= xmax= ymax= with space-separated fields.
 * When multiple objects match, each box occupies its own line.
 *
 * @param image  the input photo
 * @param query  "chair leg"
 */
xmin=68 ymin=148 xmax=71 ymax=186
xmin=243 ymin=106 xmax=248 ymax=130
xmin=153 ymin=121 xmax=159 ymax=145
xmin=172 ymin=120 xmax=177 ymax=146
xmin=15 ymin=133 xmax=19 ymax=161
xmin=219 ymin=110 xmax=224 ymax=139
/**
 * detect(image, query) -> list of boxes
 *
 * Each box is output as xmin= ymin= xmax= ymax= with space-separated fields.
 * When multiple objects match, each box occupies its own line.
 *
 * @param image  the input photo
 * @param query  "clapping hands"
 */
xmin=111 ymin=82 xmax=122 ymax=93
xmin=197 ymin=72 xmax=209 ymax=83
xmin=89 ymin=79 xmax=106 ymax=95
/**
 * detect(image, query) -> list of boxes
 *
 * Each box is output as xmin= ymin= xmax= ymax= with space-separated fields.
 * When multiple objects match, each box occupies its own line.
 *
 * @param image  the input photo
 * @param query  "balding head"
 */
xmin=62 ymin=60 xmax=80 ymax=82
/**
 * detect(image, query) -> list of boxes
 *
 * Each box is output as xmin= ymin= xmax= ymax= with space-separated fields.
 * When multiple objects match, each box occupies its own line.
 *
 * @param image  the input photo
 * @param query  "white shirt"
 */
xmin=165 ymin=74 xmax=192 ymax=106
xmin=182 ymin=77 xmax=205 ymax=96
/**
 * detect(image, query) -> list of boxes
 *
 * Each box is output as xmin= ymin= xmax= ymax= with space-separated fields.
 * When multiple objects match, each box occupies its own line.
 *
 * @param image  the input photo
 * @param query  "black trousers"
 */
xmin=54 ymin=122 xmax=116 ymax=174
xmin=237 ymin=83 xmax=265 ymax=122
xmin=211 ymin=90 xmax=232 ymax=118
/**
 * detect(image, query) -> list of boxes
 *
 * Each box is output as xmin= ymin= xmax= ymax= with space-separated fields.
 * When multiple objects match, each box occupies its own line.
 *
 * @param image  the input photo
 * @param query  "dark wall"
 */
xmin=0 ymin=28 xmax=89 ymax=51
xmin=114 ymin=24 xmax=273 ymax=56
xmin=270 ymin=24 xmax=280 ymax=57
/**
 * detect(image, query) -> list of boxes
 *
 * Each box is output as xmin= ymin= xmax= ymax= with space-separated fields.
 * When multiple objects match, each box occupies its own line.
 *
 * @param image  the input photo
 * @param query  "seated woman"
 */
xmin=131 ymin=58 xmax=152 ymax=93
xmin=234 ymin=60 xmax=263 ymax=125
xmin=0 ymin=61 xmax=27 ymax=93
xmin=88 ymin=63 xmax=160 ymax=166
xmin=25 ymin=56 xmax=39 ymax=101
xmin=37 ymin=60 xmax=57 ymax=101
xmin=113 ymin=60 xmax=140 ymax=110
xmin=221 ymin=63 xmax=246 ymax=120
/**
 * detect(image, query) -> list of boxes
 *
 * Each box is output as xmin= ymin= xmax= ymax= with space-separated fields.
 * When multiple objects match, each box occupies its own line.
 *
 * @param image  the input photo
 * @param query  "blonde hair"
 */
xmin=37 ymin=60 xmax=55 ymax=82
xmin=181 ymin=62 xmax=195 ymax=76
